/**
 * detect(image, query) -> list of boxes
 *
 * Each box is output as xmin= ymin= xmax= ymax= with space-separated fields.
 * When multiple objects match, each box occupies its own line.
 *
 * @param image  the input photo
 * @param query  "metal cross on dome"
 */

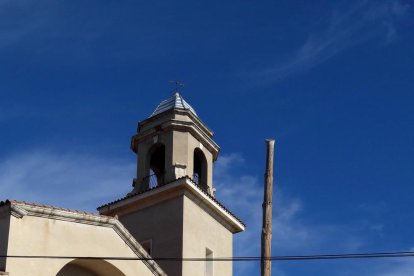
xmin=170 ymin=80 xmax=184 ymax=93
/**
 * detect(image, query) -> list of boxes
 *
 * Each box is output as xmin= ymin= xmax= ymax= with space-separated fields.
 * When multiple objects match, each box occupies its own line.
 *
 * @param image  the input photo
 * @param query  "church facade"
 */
xmin=0 ymin=200 xmax=164 ymax=276
xmin=0 ymin=93 xmax=245 ymax=276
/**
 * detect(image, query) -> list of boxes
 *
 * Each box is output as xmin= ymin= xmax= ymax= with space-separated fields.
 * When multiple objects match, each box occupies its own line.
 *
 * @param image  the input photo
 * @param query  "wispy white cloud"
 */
xmin=213 ymin=153 xmax=410 ymax=275
xmin=376 ymin=257 xmax=414 ymax=275
xmin=0 ymin=150 xmax=134 ymax=212
xmin=258 ymin=0 xmax=410 ymax=83
xmin=0 ymin=105 xmax=25 ymax=122
xmin=1 ymin=150 xmax=412 ymax=274
xmin=0 ymin=1 xmax=47 ymax=49
xmin=349 ymin=248 xmax=414 ymax=276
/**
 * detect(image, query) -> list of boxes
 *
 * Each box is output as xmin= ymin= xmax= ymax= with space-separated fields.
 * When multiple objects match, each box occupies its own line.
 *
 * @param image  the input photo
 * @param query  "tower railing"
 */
xmin=142 ymin=172 xmax=165 ymax=189
xmin=192 ymin=174 xmax=211 ymax=195
xmin=136 ymin=172 xmax=212 ymax=195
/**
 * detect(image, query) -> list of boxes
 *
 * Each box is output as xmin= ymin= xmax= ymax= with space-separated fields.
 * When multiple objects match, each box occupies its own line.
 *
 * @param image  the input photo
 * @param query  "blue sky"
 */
xmin=0 ymin=0 xmax=413 ymax=275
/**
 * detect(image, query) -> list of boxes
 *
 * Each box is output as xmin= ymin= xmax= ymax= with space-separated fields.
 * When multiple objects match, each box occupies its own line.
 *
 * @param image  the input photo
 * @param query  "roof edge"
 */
xmin=0 ymin=200 xmax=166 ymax=276
xmin=98 ymin=176 xmax=245 ymax=230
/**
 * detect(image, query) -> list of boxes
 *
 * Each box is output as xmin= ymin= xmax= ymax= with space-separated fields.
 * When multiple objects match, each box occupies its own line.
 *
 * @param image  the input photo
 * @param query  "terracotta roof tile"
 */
xmin=0 ymin=199 xmax=114 ymax=219
xmin=97 ymin=176 xmax=246 ymax=227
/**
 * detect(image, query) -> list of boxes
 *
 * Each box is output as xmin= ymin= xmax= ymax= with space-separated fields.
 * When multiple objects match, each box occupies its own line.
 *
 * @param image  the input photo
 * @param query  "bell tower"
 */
xmin=98 ymin=93 xmax=245 ymax=276
xmin=131 ymin=92 xmax=218 ymax=195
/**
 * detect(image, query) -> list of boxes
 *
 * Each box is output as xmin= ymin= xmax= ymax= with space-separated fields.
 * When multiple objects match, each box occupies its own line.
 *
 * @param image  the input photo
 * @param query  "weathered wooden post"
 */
xmin=261 ymin=139 xmax=275 ymax=276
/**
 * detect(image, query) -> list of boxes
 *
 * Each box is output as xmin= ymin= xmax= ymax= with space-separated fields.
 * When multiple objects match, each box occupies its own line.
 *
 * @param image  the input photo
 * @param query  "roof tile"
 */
xmin=0 ymin=199 xmax=113 ymax=219
xmin=97 ymin=176 xmax=246 ymax=227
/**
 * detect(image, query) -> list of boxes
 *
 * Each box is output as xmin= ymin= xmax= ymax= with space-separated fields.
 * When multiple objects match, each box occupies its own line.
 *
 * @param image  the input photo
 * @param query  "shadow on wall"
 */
xmin=56 ymin=259 xmax=125 ymax=276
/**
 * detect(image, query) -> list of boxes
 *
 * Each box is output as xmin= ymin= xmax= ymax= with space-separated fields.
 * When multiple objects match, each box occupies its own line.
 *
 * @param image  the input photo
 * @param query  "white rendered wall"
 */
xmin=6 ymin=215 xmax=156 ymax=276
xmin=182 ymin=194 xmax=233 ymax=276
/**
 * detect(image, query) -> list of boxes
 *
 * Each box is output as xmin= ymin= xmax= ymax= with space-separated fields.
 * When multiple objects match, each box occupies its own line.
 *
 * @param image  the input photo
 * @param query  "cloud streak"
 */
xmin=213 ymin=153 xmax=413 ymax=275
xmin=0 ymin=150 xmax=135 ymax=212
xmin=0 ymin=105 xmax=26 ymax=122
xmin=257 ymin=0 xmax=409 ymax=84
xmin=377 ymin=258 xmax=414 ymax=275
xmin=1 ymin=150 xmax=412 ymax=275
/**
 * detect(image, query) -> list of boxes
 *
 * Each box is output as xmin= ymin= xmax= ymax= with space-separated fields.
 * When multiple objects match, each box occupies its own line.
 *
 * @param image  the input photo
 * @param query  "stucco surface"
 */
xmin=135 ymin=129 xmax=214 ymax=194
xmin=184 ymin=132 xmax=214 ymax=193
xmin=6 ymin=215 xmax=156 ymax=276
xmin=114 ymin=187 xmax=235 ymax=276
xmin=102 ymin=178 xmax=243 ymax=276
xmin=182 ymin=194 xmax=233 ymax=276
xmin=120 ymin=196 xmax=184 ymax=276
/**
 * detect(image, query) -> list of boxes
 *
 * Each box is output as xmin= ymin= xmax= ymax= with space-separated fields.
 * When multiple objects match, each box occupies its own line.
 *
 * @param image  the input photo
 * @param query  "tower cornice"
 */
xmin=131 ymin=109 xmax=220 ymax=160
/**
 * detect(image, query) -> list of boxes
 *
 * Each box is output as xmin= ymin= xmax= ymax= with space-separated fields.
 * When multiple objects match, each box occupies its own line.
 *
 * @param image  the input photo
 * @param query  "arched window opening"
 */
xmin=144 ymin=144 xmax=165 ymax=188
xmin=193 ymin=148 xmax=208 ymax=192
xmin=57 ymin=259 xmax=125 ymax=276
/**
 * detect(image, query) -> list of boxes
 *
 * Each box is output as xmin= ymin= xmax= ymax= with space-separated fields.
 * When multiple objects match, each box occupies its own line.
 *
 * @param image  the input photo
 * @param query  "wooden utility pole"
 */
xmin=261 ymin=139 xmax=275 ymax=276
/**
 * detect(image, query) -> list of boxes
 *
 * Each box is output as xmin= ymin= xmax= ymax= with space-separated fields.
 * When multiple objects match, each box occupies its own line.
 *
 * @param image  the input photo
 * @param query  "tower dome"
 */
xmin=150 ymin=92 xmax=197 ymax=117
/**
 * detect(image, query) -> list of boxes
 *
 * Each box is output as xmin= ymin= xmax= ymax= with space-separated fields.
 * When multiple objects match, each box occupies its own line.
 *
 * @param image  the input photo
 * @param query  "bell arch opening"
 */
xmin=193 ymin=148 xmax=208 ymax=192
xmin=144 ymin=143 xmax=166 ymax=188
xmin=56 ymin=259 xmax=125 ymax=276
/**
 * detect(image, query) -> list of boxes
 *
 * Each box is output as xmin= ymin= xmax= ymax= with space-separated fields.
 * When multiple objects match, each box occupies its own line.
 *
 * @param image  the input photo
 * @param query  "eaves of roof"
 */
xmin=97 ymin=176 xmax=246 ymax=229
xmin=0 ymin=199 xmax=166 ymax=276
